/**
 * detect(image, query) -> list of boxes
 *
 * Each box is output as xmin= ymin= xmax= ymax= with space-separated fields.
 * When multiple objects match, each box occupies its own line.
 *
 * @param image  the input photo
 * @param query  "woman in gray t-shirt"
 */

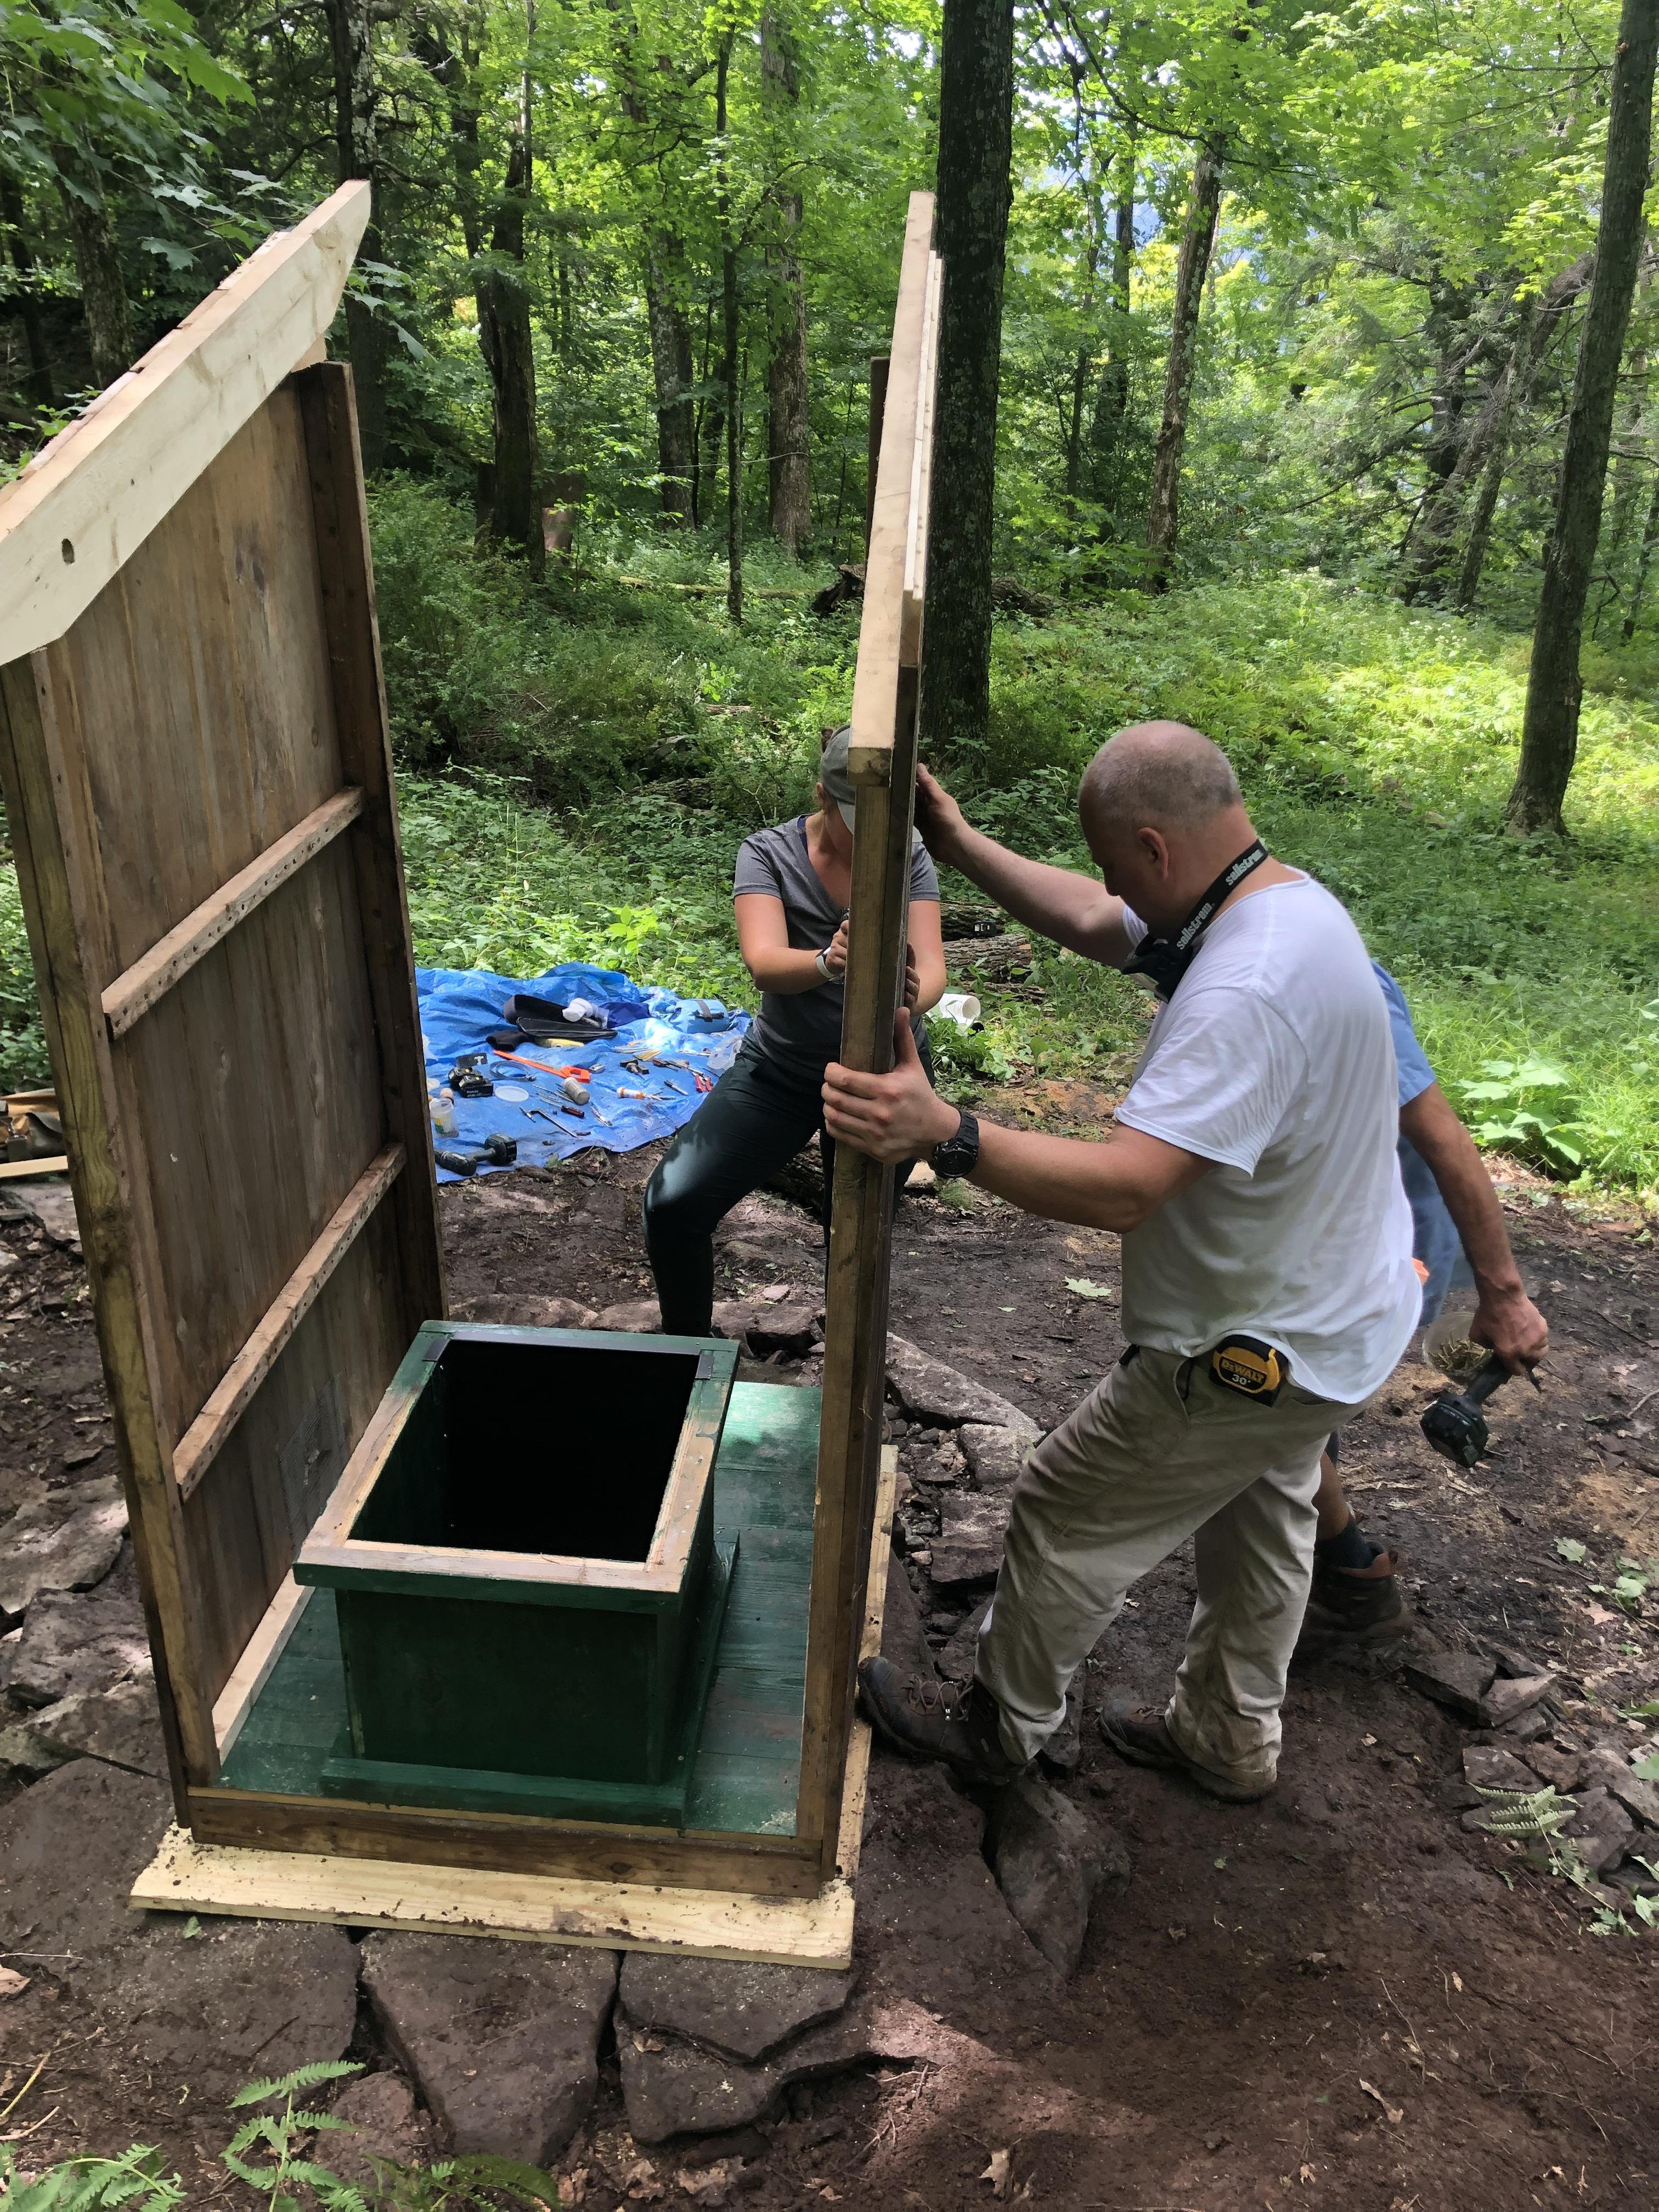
xmin=643 ymin=726 xmax=946 ymax=1335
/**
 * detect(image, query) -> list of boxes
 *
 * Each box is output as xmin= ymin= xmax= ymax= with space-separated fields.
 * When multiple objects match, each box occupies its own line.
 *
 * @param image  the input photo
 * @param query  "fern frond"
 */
xmin=231 ymin=2061 xmax=362 ymax=2108
xmin=1472 ymin=1783 xmax=1577 ymax=1837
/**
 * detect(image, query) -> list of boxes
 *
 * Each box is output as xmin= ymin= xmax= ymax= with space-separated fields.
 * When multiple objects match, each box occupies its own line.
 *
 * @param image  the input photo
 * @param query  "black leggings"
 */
xmin=642 ymin=1032 xmax=934 ymax=1337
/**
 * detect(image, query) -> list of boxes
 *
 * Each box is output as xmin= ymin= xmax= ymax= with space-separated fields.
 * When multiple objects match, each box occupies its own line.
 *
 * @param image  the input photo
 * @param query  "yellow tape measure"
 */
xmin=1211 ymin=1336 xmax=1284 ymax=1402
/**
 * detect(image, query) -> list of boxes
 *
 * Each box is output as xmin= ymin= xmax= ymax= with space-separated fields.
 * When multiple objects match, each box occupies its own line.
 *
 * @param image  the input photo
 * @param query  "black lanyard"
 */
xmin=1121 ymin=840 xmax=1270 ymax=1001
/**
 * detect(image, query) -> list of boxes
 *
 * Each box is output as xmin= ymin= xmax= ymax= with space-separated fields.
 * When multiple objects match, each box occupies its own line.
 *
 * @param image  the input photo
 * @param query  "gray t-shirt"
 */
xmin=733 ymin=817 xmax=940 ymax=1077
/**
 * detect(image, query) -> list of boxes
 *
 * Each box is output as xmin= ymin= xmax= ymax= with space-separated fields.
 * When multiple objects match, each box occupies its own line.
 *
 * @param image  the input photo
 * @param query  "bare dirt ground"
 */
xmin=1 ymin=1089 xmax=1657 ymax=2210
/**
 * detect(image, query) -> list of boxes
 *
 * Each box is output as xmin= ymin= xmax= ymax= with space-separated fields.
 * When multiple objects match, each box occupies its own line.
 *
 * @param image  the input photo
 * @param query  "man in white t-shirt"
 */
xmin=826 ymin=721 xmax=1421 ymax=1802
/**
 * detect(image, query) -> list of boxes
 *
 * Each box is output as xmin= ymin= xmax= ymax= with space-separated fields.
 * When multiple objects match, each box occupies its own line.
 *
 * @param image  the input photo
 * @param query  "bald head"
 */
xmin=1079 ymin=721 xmax=1243 ymax=840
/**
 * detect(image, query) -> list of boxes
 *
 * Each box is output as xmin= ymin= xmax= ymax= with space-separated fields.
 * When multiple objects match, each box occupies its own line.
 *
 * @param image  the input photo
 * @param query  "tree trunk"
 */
xmin=1621 ymin=466 xmax=1659 ymax=640
xmin=1453 ymin=254 xmax=1595 ymax=613
xmin=411 ymin=10 xmax=484 ymax=261
xmin=917 ymin=0 xmax=1015 ymax=760
xmin=1143 ymin=136 xmax=1224 ymax=591
xmin=57 ymin=166 xmax=133 ymax=389
xmin=716 ymin=33 xmax=743 ymax=622
xmin=644 ymin=238 xmax=696 ymax=521
xmin=1400 ymin=304 xmax=1530 ymax=605
xmin=762 ymin=12 xmax=810 ymax=553
xmin=476 ymin=13 xmax=542 ymax=573
xmin=1598 ymin=324 xmax=1650 ymax=634
xmin=324 ymin=0 xmax=387 ymax=468
xmin=1089 ymin=136 xmax=1136 ymax=517
xmin=1509 ymin=0 xmax=1656 ymax=834
xmin=695 ymin=298 xmax=720 ymax=531
xmin=604 ymin=3 xmax=696 ymax=524
xmin=1064 ymin=342 xmax=1090 ymax=500
xmin=1 ymin=179 xmax=54 ymax=407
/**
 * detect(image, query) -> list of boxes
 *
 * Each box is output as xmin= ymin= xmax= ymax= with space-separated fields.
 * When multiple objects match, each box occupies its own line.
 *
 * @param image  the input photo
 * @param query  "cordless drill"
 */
xmin=433 ymin=1132 xmax=518 ymax=1177
xmin=1420 ymin=1351 xmax=1529 ymax=1468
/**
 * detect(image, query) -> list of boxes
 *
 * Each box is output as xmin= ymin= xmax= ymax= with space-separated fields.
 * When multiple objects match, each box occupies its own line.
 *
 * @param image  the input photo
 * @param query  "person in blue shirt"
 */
xmin=1306 ymin=964 xmax=1549 ymax=1633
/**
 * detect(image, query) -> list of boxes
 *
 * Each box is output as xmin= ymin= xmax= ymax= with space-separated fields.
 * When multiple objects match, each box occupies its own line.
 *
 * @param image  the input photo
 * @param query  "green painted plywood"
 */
xmin=217 ymin=1380 xmax=821 ymax=1837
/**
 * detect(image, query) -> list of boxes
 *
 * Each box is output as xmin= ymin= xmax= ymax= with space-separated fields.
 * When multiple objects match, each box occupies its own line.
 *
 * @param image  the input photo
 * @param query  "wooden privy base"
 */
xmin=128 ymin=1449 xmax=898 ymax=1968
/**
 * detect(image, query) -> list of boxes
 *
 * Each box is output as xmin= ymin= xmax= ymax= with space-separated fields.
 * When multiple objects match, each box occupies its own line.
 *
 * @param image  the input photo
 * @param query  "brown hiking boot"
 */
xmin=1097 ymin=1694 xmax=1274 ymax=1803
xmin=856 ymin=1656 xmax=1029 ymax=1787
xmin=1305 ymin=1545 xmax=1407 ymax=1637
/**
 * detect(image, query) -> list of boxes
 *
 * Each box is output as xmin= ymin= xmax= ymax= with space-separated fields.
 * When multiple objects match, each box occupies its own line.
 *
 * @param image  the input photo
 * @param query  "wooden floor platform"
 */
xmin=215 ymin=1379 xmax=820 ymax=1837
xmin=130 ymin=1432 xmax=897 ymax=1968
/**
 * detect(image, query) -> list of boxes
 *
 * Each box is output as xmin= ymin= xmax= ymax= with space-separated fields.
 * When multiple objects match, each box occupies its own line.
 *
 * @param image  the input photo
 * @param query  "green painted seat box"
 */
xmin=294 ymin=1322 xmax=739 ymax=1829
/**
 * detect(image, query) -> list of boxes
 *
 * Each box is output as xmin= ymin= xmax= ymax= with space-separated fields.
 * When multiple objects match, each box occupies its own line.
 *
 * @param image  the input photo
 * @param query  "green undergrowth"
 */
xmin=374 ymin=486 xmax=1658 ymax=1198
xmin=1 ymin=482 xmax=1654 ymax=1198
xmin=0 ymin=2060 xmax=568 ymax=2212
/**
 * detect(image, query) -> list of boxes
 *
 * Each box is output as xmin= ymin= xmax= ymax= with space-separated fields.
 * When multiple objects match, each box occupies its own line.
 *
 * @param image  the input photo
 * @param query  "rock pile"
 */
xmin=1404 ymin=1644 xmax=1659 ymax=1909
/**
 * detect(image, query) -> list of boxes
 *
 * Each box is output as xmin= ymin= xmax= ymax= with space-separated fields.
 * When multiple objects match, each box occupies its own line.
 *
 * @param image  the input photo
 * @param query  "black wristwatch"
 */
xmin=930 ymin=1109 xmax=980 ymax=1181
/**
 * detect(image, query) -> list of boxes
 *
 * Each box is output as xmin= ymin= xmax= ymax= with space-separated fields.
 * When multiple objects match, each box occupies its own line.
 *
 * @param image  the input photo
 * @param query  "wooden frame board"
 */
xmin=295 ymin=1324 xmax=733 ymax=1602
xmin=128 ymin=1449 xmax=901 ymax=1966
xmin=1 ymin=188 xmax=938 ymax=1909
xmin=796 ymin=191 xmax=941 ymax=1881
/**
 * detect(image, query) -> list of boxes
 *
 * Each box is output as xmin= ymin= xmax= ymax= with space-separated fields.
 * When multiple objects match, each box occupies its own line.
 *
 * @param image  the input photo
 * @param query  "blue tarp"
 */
xmin=416 ymin=962 xmax=750 ymax=1181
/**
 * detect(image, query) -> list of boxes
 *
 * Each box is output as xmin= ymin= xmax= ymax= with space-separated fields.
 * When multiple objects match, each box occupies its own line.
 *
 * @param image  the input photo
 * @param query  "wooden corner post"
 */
xmin=798 ymin=193 xmax=942 ymax=1878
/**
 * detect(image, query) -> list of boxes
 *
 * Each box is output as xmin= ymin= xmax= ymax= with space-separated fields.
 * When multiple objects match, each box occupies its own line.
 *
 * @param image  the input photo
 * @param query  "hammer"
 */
xmin=1420 ymin=1351 xmax=1537 ymax=1468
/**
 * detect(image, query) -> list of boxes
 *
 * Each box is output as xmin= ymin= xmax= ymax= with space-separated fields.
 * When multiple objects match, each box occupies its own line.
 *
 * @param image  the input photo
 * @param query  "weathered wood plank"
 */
xmin=130 ymin=1826 xmax=854 ymax=1967
xmin=173 ymin=1141 xmax=404 ymax=1500
xmin=102 ymin=788 xmax=365 ymax=1039
xmin=183 ymin=1788 xmax=826 ymax=1895
xmin=0 ymin=664 xmax=218 ymax=1794
xmin=295 ymin=363 xmax=447 ymax=1347
xmin=797 ymin=194 xmax=938 ymax=1879
xmin=0 ymin=185 xmax=369 ymax=663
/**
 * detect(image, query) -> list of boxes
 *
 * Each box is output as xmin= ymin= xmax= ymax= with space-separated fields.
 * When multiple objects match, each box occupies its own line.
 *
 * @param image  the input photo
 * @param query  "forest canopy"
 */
xmin=1 ymin=0 xmax=1657 ymax=1196
xmin=2 ymin=0 xmax=1652 ymax=627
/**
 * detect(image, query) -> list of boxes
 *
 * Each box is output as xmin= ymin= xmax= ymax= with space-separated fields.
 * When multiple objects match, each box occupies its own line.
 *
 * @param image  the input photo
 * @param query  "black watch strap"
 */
xmin=930 ymin=1109 xmax=980 ymax=1181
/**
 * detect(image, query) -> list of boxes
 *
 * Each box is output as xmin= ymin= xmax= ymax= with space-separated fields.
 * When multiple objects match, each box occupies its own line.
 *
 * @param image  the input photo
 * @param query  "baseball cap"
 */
xmin=818 ymin=724 xmax=860 ymax=832
xmin=818 ymin=724 xmax=924 ymax=849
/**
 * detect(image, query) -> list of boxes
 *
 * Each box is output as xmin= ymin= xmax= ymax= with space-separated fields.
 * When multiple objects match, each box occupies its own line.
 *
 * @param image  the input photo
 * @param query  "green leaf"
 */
xmin=1632 ymin=1753 xmax=1659 ymax=1781
xmin=1555 ymin=1538 xmax=1587 ymax=1562
xmin=1065 ymin=1277 xmax=1114 ymax=1299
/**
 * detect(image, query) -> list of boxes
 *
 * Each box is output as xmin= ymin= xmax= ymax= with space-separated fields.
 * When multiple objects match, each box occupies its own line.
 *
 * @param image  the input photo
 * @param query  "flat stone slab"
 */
xmin=886 ymin=1336 xmax=1040 ymax=1441
xmin=0 ymin=1479 xmax=128 ymax=1626
xmin=362 ymin=1932 xmax=618 ymax=2163
xmin=593 ymin=1299 xmax=662 ymax=1334
xmin=1479 ymin=1672 xmax=1555 ymax=1729
xmin=105 ymin=1918 xmax=359 ymax=2101
xmin=31 ymin=1675 xmax=167 ymax=1777
xmin=959 ymin=1424 xmax=1031 ymax=1491
xmin=618 ymin=1953 xmax=853 ymax=2063
xmin=938 ymin=1596 xmax=992 ymax=1685
xmin=7 ymin=1183 xmax=81 ymax=1249
xmin=1463 ymin=1745 xmax=1544 ymax=1795
xmin=712 ymin=1299 xmax=819 ymax=1359
xmin=929 ymin=1491 xmax=1012 ymax=1587
xmin=9 ymin=1582 xmax=149 ymax=1707
xmin=906 ymin=1434 xmax=965 ymax=1487
xmin=1403 ymin=1650 xmax=1496 ymax=1723
xmin=1565 ymin=1786 xmax=1637 ymax=1876
xmin=618 ymin=1996 xmax=879 ymax=2144
xmin=1580 ymin=1747 xmax=1659 ymax=1831
xmin=984 ymin=1775 xmax=1130 ymax=1978
xmin=327 ymin=2072 xmax=437 ymax=2185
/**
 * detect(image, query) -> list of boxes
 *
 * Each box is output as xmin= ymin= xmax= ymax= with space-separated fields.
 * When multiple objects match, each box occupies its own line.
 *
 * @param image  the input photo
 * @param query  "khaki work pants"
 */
xmin=975 ymin=1344 xmax=1372 ymax=1792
